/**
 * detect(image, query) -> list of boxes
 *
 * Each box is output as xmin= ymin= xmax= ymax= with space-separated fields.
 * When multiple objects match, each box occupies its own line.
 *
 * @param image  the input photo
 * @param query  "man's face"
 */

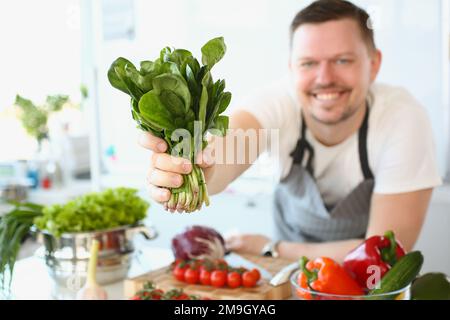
xmin=289 ymin=18 xmax=381 ymax=125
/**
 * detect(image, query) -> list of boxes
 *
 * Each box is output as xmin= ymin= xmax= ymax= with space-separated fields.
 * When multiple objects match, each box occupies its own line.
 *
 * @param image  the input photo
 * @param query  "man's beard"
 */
xmin=304 ymin=83 xmax=359 ymax=125
xmin=310 ymin=104 xmax=360 ymax=126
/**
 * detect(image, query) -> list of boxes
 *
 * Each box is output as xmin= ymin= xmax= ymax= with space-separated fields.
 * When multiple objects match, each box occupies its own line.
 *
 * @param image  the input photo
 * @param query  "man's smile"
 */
xmin=309 ymin=89 xmax=351 ymax=105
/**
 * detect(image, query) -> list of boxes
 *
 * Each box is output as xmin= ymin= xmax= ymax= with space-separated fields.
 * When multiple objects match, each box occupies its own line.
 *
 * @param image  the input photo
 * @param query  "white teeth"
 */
xmin=315 ymin=93 xmax=341 ymax=101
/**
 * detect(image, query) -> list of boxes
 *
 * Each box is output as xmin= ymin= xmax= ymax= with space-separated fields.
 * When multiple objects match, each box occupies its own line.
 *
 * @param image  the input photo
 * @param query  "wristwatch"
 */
xmin=261 ymin=240 xmax=280 ymax=258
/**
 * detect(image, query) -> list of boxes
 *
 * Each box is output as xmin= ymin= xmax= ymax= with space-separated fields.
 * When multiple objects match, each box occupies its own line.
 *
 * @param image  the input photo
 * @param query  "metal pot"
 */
xmin=32 ymin=223 xmax=157 ymax=287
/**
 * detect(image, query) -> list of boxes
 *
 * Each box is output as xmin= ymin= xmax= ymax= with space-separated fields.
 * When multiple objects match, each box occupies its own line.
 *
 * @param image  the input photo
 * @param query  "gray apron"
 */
xmin=273 ymin=104 xmax=374 ymax=243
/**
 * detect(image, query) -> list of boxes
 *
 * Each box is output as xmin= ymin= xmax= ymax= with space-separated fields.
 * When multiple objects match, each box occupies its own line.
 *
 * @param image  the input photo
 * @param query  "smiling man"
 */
xmin=140 ymin=0 xmax=442 ymax=262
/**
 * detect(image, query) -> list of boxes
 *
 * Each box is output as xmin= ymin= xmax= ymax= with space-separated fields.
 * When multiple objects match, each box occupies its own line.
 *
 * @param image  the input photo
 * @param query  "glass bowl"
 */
xmin=290 ymin=270 xmax=411 ymax=300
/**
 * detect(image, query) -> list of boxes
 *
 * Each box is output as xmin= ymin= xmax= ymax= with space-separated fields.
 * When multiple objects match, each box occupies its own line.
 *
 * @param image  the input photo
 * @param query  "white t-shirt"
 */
xmin=237 ymin=76 xmax=442 ymax=207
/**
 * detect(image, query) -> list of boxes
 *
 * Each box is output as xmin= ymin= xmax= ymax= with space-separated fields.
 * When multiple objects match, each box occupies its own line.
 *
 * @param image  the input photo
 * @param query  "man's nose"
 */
xmin=316 ymin=62 xmax=335 ymax=86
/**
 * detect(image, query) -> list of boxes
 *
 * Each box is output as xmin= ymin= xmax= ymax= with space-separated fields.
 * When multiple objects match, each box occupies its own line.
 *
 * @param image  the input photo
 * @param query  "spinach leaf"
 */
xmin=140 ymin=60 xmax=154 ymax=74
xmin=159 ymin=90 xmax=186 ymax=117
xmin=201 ymin=37 xmax=226 ymax=70
xmin=114 ymin=62 xmax=144 ymax=101
xmin=160 ymin=61 xmax=182 ymax=76
xmin=139 ymin=91 xmax=176 ymax=132
xmin=169 ymin=49 xmax=193 ymax=67
xmin=206 ymin=90 xmax=231 ymax=130
xmin=152 ymin=74 xmax=191 ymax=114
xmin=217 ymin=91 xmax=232 ymax=115
xmin=160 ymin=47 xmax=172 ymax=62
xmin=211 ymin=115 xmax=229 ymax=137
xmin=198 ymin=85 xmax=208 ymax=132
xmin=108 ymin=57 xmax=135 ymax=95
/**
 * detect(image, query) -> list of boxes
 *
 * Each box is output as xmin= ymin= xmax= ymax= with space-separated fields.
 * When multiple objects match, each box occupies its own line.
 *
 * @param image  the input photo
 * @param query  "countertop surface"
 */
xmin=6 ymin=245 xmax=174 ymax=300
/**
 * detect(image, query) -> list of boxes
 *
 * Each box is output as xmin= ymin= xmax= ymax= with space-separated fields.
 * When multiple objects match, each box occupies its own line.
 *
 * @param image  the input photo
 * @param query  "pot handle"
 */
xmin=127 ymin=224 xmax=158 ymax=241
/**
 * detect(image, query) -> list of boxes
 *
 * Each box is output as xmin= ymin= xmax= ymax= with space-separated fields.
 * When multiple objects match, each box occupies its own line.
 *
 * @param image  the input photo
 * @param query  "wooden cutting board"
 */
xmin=124 ymin=253 xmax=295 ymax=300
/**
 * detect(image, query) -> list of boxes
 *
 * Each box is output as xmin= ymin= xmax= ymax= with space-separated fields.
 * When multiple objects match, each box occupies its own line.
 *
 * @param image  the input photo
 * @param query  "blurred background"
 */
xmin=0 ymin=0 xmax=449 ymax=276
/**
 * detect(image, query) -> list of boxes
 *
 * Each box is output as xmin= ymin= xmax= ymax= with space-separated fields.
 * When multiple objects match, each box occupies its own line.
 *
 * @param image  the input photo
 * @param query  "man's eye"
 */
xmin=336 ymin=59 xmax=351 ymax=65
xmin=301 ymin=61 xmax=317 ymax=68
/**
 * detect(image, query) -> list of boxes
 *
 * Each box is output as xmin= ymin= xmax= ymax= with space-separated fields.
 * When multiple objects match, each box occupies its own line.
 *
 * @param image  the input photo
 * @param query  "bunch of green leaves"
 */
xmin=14 ymin=94 xmax=70 ymax=145
xmin=33 ymin=187 xmax=149 ymax=237
xmin=108 ymin=37 xmax=232 ymax=213
xmin=0 ymin=202 xmax=44 ymax=292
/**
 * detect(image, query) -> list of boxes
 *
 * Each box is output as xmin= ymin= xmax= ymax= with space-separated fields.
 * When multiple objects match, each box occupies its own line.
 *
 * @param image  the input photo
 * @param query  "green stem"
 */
xmin=177 ymin=192 xmax=186 ymax=210
xmin=167 ymin=192 xmax=176 ymax=211
xmin=191 ymin=166 xmax=200 ymax=193
xmin=166 ymin=165 xmax=209 ymax=213
xmin=299 ymin=256 xmax=318 ymax=284
xmin=189 ymin=170 xmax=199 ymax=212
xmin=199 ymin=169 xmax=210 ymax=206
xmin=381 ymin=230 xmax=398 ymax=266
xmin=172 ymin=193 xmax=179 ymax=211
xmin=197 ymin=181 xmax=203 ymax=212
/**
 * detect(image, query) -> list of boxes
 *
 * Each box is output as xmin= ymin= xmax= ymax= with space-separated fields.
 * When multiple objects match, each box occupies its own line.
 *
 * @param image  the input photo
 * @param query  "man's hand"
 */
xmin=138 ymin=132 xmax=215 ymax=211
xmin=138 ymin=110 xmax=264 ymax=210
xmin=225 ymin=234 xmax=271 ymax=255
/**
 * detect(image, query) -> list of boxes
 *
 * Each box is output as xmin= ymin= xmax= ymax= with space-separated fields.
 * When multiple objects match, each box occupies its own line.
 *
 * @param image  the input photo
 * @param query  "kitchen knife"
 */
xmin=224 ymin=252 xmax=273 ymax=280
xmin=269 ymin=262 xmax=299 ymax=287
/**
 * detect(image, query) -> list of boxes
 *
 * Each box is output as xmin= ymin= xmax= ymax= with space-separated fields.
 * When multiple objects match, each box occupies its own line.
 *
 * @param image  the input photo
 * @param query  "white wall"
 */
xmin=0 ymin=0 xmax=82 ymax=107
xmin=354 ymin=0 xmax=447 ymax=176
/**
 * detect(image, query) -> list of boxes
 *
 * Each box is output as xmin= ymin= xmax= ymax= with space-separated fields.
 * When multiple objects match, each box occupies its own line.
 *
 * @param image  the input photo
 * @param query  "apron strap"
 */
xmin=358 ymin=101 xmax=374 ymax=180
xmin=290 ymin=102 xmax=373 ymax=180
xmin=290 ymin=116 xmax=315 ymax=176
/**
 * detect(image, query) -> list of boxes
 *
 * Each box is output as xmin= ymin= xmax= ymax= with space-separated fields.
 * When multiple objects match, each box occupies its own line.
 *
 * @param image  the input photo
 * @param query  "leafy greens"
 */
xmin=108 ymin=37 xmax=232 ymax=213
xmin=34 ymin=187 xmax=149 ymax=236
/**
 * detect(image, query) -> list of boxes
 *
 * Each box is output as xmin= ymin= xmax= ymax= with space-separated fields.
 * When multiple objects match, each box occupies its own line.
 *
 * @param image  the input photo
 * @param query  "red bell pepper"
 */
xmin=297 ymin=256 xmax=364 ymax=299
xmin=343 ymin=231 xmax=406 ymax=290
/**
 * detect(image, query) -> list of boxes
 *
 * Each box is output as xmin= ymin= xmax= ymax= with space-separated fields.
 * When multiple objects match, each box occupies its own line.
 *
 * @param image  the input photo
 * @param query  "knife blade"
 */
xmin=269 ymin=262 xmax=299 ymax=287
xmin=224 ymin=252 xmax=273 ymax=280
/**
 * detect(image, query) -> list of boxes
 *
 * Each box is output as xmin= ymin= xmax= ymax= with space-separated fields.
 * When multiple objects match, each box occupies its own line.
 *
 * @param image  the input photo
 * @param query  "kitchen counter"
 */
xmin=7 ymin=180 xmax=449 ymax=298
xmin=6 ymin=246 xmax=174 ymax=300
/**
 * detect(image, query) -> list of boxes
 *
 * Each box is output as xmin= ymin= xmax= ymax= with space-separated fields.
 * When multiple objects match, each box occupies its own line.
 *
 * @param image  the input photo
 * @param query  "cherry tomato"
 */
xmin=236 ymin=267 xmax=248 ymax=274
xmin=199 ymin=259 xmax=214 ymax=272
xmin=227 ymin=271 xmax=242 ymax=289
xmin=200 ymin=269 xmax=212 ymax=286
xmin=173 ymin=265 xmax=187 ymax=282
xmin=250 ymin=268 xmax=261 ymax=282
xmin=189 ymin=259 xmax=201 ymax=269
xmin=172 ymin=259 xmax=189 ymax=271
xmin=151 ymin=289 xmax=164 ymax=300
xmin=184 ymin=268 xmax=200 ymax=284
xmin=172 ymin=258 xmax=183 ymax=267
xmin=175 ymin=293 xmax=190 ymax=300
xmin=215 ymin=259 xmax=228 ymax=270
xmin=242 ymin=271 xmax=257 ymax=288
xmin=211 ymin=270 xmax=227 ymax=288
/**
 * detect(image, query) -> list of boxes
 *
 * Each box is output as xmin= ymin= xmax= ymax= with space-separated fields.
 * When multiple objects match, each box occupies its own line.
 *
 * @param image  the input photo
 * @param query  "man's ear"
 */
xmin=370 ymin=49 xmax=382 ymax=82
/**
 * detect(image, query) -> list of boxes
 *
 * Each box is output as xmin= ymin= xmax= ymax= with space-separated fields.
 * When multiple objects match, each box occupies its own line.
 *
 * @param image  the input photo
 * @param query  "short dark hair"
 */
xmin=290 ymin=0 xmax=376 ymax=52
